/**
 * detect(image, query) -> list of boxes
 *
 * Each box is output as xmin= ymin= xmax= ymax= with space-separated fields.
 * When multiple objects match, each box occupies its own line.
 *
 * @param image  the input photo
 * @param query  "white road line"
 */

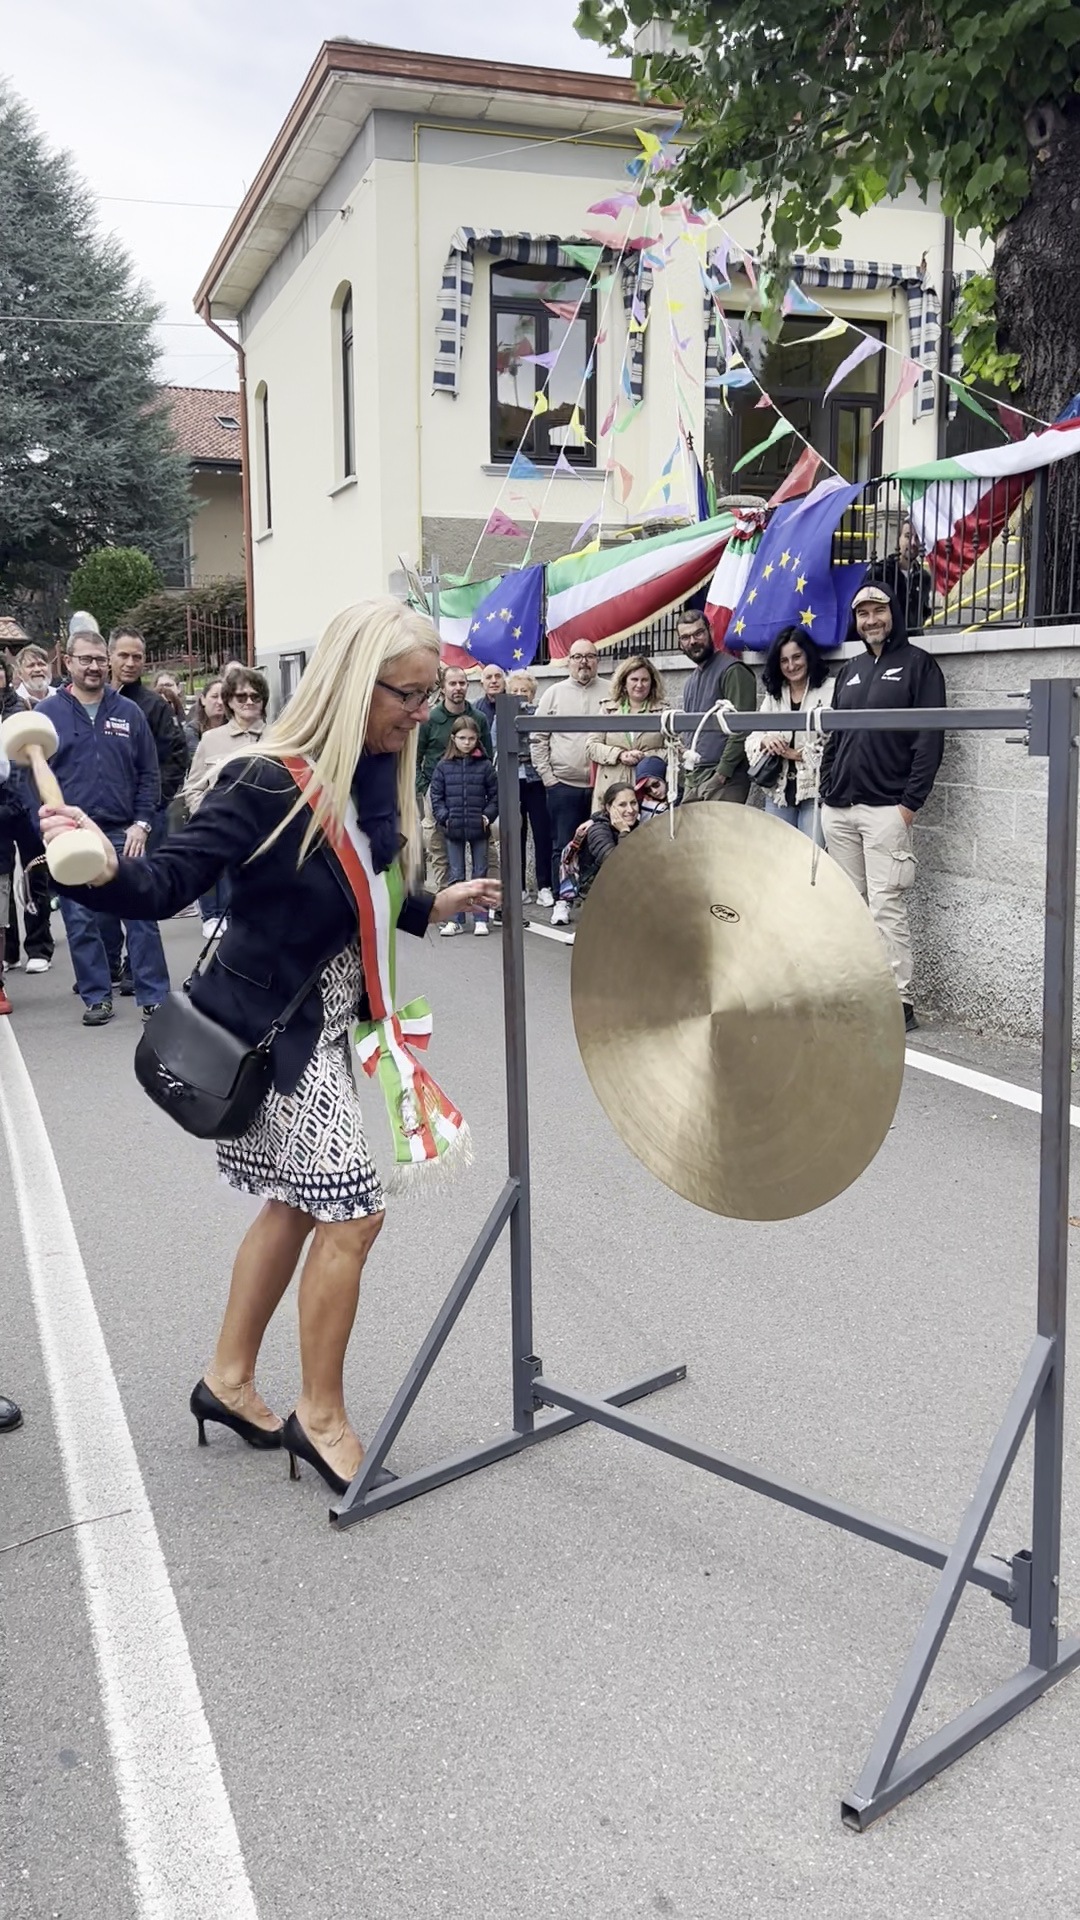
xmin=524 ymin=921 xmax=576 ymax=945
xmin=0 ymin=1021 xmax=258 ymax=1920
xmin=905 ymin=1045 xmax=1080 ymax=1129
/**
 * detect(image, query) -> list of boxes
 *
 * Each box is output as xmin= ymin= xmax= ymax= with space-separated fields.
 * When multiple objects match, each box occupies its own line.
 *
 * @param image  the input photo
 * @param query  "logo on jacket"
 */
xmin=880 ymin=668 xmax=904 ymax=681
xmin=847 ymin=673 xmax=861 ymax=686
xmin=103 ymin=716 xmax=131 ymax=736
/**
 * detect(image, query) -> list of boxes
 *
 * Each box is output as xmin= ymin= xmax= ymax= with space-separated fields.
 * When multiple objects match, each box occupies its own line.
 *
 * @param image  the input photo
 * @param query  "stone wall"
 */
xmin=519 ymin=628 xmax=1078 ymax=1041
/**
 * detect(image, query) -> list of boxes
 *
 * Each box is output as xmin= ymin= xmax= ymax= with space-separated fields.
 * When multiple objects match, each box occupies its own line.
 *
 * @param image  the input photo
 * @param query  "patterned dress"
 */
xmin=216 ymin=944 xmax=384 ymax=1222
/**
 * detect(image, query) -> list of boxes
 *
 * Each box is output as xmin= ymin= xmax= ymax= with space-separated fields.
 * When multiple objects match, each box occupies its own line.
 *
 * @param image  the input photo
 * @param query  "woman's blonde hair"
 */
xmin=254 ymin=597 xmax=439 ymax=873
xmin=506 ymin=670 xmax=537 ymax=699
xmin=609 ymin=653 xmax=665 ymax=708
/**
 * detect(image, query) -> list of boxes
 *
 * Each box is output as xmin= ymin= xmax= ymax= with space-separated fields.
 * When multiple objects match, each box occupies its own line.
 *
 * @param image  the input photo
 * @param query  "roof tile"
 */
xmin=161 ymin=386 xmax=243 ymax=464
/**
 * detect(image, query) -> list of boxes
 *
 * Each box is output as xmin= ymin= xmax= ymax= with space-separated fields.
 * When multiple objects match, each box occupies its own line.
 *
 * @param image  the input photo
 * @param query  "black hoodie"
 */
xmin=820 ymin=589 xmax=946 ymax=812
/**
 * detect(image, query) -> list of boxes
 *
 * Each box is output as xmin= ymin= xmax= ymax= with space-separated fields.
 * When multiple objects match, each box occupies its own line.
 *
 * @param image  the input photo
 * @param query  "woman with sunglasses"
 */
xmin=40 ymin=601 xmax=499 ymax=1500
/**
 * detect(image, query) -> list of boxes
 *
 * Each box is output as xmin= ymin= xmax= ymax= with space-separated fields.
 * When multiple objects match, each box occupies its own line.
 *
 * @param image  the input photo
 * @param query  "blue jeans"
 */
xmin=764 ymin=795 xmax=825 ymax=846
xmin=544 ymin=783 xmax=593 ymax=895
xmin=446 ymin=836 xmax=488 ymax=924
xmin=60 ymin=831 xmax=170 ymax=1008
xmin=198 ymin=872 xmax=232 ymax=925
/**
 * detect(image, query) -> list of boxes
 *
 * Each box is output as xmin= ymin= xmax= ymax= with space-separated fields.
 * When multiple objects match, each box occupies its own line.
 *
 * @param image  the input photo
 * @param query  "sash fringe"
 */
xmin=384 ymin=1122 xmax=474 ymax=1196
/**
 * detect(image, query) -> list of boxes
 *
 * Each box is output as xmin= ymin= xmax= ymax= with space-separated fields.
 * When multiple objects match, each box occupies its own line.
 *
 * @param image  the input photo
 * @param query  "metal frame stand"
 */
xmin=331 ymin=681 xmax=1079 ymax=1830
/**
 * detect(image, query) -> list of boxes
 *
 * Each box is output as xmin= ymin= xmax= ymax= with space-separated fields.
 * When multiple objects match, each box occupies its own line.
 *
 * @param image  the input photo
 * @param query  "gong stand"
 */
xmin=331 ymin=679 xmax=1079 ymax=1832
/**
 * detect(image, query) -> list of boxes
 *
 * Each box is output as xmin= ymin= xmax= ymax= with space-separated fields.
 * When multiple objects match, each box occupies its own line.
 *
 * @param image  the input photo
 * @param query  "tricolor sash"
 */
xmin=286 ymin=758 xmax=470 ymax=1191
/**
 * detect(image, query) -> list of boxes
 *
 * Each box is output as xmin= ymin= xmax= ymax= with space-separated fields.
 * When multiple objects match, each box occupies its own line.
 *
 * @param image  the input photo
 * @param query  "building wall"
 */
xmin=238 ymin=103 xmax=968 ymax=655
xmin=188 ymin=470 xmax=243 ymax=582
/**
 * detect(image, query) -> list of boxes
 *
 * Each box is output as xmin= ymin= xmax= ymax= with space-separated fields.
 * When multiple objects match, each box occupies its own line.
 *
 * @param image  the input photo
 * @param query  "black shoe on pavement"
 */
xmin=903 ymin=1002 xmax=918 ymax=1033
xmin=141 ymin=1003 xmax=162 ymax=1022
xmin=82 ymin=999 xmax=114 ymax=1028
xmin=119 ymin=972 xmax=135 ymax=998
xmin=0 ymin=1396 xmax=23 ymax=1432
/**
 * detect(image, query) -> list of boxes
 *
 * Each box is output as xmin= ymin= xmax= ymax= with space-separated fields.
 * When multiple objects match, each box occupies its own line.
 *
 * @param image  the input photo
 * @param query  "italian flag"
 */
xmin=545 ymin=513 xmax=735 ymax=657
xmin=896 ymin=421 xmax=1080 ymax=594
xmin=704 ymin=510 xmax=766 ymax=644
xmin=434 ymin=575 xmax=500 ymax=669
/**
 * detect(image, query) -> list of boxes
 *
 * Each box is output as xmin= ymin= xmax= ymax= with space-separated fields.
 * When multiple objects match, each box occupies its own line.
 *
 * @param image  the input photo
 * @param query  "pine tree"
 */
xmin=0 ymin=81 xmax=191 ymax=624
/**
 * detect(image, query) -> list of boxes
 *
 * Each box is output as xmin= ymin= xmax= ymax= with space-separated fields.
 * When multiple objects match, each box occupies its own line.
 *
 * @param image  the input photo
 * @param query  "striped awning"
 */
xmin=704 ymin=255 xmax=943 ymax=421
xmin=433 ymin=228 xmax=652 ymax=405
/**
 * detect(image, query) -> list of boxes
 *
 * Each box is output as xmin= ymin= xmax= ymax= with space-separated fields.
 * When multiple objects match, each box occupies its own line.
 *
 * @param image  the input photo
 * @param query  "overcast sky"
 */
xmin=4 ymin=1 xmax=630 ymax=390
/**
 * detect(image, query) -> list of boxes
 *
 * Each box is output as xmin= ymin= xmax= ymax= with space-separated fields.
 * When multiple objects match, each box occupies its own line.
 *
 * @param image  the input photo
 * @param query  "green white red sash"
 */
xmin=286 ymin=759 xmax=470 ymax=1190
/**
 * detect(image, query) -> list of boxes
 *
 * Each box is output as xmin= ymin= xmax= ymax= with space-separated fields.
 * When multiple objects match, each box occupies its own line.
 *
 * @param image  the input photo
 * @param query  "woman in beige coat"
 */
xmin=587 ymin=654 xmax=666 ymax=807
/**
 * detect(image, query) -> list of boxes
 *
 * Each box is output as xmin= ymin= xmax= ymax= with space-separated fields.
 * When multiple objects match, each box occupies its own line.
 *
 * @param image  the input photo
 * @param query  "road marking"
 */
xmin=525 ymin=921 xmax=576 ymax=945
xmin=0 ymin=1021 xmax=258 ymax=1920
xmin=906 ymin=1045 xmax=1080 ymax=1128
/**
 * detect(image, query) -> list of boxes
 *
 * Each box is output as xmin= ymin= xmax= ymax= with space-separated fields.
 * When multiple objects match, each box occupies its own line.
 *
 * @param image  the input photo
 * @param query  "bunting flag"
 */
xmin=543 ymin=299 xmax=581 ymax=321
xmin=434 ymin=574 xmax=501 ymax=668
xmin=823 ymin=335 xmax=883 ymax=401
xmin=873 ymin=358 xmax=922 ymax=429
xmin=703 ymin=510 xmax=767 ymax=643
xmin=789 ymin=317 xmax=848 ymax=345
xmin=553 ymin=451 xmax=581 ymax=477
xmin=520 ymin=350 xmax=561 ymax=369
xmin=897 ymin=418 xmax=1080 ymax=593
xmin=732 ymin=418 xmax=794 ymax=473
xmin=767 ymin=444 xmax=824 ymax=506
xmin=482 ymin=507 xmax=525 ymax=538
xmin=599 ymin=401 xmax=617 ymax=437
xmin=560 ymin=243 xmax=606 ymax=272
xmin=587 ymin=195 xmax=637 ymax=217
xmin=612 ymin=461 xmax=635 ymax=503
xmin=507 ymin=452 xmax=542 ymax=480
xmin=782 ymin=282 xmax=825 ymax=316
xmin=530 ymin=392 xmax=549 ymax=417
xmin=545 ymin=512 xmax=735 ymax=655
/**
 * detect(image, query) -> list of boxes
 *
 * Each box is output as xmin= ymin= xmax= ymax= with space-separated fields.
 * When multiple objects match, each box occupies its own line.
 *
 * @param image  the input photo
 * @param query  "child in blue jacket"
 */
xmin=429 ymin=715 xmax=499 ymax=936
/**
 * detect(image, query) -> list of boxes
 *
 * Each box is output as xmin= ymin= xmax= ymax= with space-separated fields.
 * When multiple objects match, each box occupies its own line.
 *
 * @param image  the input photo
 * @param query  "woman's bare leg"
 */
xmin=294 ymin=1211 xmax=385 ymax=1478
xmin=206 ymin=1198 xmax=315 ymax=1430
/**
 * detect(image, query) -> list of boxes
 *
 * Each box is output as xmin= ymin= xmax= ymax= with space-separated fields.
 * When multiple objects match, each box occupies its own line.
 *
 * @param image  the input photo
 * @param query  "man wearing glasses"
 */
xmin=36 ymin=636 xmax=170 ymax=1026
xmin=532 ymin=641 xmax=609 ymax=926
xmin=415 ymin=666 xmax=493 ymax=893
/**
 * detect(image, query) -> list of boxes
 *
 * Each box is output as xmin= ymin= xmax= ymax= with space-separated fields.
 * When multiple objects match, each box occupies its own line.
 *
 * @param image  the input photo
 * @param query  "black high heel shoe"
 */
xmin=282 ymin=1412 xmax=396 ymax=1495
xmin=190 ymin=1378 xmax=284 ymax=1451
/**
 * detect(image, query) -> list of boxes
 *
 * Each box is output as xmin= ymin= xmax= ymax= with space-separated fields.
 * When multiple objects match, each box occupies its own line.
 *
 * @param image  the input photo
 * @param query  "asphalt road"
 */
xmin=2 ymin=911 xmax=1079 ymax=1920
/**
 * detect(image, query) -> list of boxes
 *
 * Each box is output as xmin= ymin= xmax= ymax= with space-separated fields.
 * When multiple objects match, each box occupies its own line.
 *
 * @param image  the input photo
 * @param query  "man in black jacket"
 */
xmin=109 ymin=628 xmax=187 ymax=828
xmin=820 ymin=583 xmax=946 ymax=1032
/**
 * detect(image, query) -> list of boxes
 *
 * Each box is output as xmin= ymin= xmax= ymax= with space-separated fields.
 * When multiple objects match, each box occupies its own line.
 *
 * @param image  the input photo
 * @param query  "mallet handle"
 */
xmin=26 ymin=742 xmax=66 ymax=811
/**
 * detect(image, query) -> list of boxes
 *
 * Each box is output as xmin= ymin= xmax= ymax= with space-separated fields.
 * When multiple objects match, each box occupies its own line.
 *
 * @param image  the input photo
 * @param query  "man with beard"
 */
xmin=677 ymin=610 xmax=757 ymax=803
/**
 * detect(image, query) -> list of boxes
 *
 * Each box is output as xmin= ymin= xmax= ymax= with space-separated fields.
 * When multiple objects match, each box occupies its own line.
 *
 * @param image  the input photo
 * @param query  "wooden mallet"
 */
xmin=0 ymin=710 xmax=110 ymax=885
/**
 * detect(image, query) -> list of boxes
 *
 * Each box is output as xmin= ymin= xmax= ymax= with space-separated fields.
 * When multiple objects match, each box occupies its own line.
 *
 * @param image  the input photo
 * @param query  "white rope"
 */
xmin=806 ymin=704 xmax=827 ymax=885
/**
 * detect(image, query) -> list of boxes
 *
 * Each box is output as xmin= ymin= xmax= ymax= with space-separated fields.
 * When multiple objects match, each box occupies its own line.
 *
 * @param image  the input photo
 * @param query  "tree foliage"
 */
xmin=575 ymin=1 xmax=1080 ymax=414
xmin=0 ymin=82 xmax=191 ymax=602
xmin=68 ymin=546 xmax=161 ymax=638
xmin=124 ymin=577 xmax=248 ymax=669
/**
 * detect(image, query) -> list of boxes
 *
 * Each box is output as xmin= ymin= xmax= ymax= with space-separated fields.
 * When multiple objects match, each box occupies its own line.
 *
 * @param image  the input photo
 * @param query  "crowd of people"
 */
xmin=0 ymin=610 xmax=269 ymax=1023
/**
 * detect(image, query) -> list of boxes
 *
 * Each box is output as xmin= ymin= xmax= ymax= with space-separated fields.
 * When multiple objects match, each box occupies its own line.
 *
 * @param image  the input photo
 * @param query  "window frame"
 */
xmin=709 ymin=315 xmax=887 ymax=493
xmin=340 ymin=288 xmax=355 ymax=480
xmin=488 ymin=261 xmax=597 ymax=467
xmin=254 ymin=382 xmax=272 ymax=533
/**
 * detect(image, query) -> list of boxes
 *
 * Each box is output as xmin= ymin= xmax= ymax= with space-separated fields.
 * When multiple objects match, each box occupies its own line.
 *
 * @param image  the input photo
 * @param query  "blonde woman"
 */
xmin=40 ymin=600 xmax=500 ymax=1497
xmin=507 ymin=668 xmax=554 ymax=905
xmin=587 ymin=654 xmax=665 ymax=806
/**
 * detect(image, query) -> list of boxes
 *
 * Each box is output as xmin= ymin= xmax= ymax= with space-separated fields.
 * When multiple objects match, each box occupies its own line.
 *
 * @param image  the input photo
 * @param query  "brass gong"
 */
xmin=570 ymin=807 xmax=905 ymax=1220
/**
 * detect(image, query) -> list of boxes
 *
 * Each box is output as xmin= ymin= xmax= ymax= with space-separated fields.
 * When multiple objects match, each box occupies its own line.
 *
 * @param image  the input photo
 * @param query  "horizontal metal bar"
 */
xmin=533 ymin=1379 xmax=1014 ymax=1602
xmin=840 ymin=1635 xmax=1080 ymax=1830
xmin=513 ymin=708 xmax=1025 ymax=736
xmin=328 ymin=1364 xmax=687 ymax=1530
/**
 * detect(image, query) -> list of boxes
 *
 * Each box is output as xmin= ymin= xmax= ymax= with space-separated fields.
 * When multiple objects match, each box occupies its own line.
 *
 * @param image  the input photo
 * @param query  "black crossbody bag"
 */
xmin=134 ymin=928 xmax=324 ymax=1141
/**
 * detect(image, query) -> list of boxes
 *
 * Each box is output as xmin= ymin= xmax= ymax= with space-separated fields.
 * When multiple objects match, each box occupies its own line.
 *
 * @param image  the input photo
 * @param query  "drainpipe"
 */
xmin=197 ymin=299 xmax=256 ymax=666
xmin=936 ymin=214 xmax=956 ymax=461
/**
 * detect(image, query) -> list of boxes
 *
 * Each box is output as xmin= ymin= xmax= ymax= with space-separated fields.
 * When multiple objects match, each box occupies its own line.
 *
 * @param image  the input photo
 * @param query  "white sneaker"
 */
xmin=440 ymin=922 xmax=461 ymax=938
xmin=550 ymin=900 xmax=570 ymax=927
xmin=24 ymin=957 xmax=51 ymax=974
xmin=537 ymin=887 xmax=554 ymax=908
xmin=200 ymin=920 xmax=218 ymax=939
xmin=474 ymin=921 xmax=490 ymax=936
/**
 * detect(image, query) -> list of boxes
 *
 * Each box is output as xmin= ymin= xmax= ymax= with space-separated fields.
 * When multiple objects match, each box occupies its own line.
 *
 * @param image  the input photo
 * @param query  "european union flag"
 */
xmin=466 ymin=564 xmax=543 ymax=671
xmin=725 ymin=479 xmax=867 ymax=653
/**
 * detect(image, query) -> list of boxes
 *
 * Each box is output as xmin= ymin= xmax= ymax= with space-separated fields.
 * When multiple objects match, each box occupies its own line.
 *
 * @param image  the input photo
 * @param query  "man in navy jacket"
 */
xmin=37 ymin=631 xmax=170 ymax=1026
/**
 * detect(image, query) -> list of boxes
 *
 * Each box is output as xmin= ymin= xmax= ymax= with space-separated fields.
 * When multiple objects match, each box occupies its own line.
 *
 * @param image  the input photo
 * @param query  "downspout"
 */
xmin=936 ymin=214 xmax=956 ymax=461
xmin=197 ymin=299 xmax=256 ymax=666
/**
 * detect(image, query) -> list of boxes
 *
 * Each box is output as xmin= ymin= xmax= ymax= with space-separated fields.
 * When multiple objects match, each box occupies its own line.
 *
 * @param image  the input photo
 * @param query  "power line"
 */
xmin=0 ymin=315 xmax=230 ymax=329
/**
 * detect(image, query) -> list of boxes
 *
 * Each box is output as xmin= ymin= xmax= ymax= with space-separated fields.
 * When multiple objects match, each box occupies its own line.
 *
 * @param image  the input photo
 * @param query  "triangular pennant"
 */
xmin=531 ymin=391 xmax=549 ymax=417
xmin=822 ymin=335 xmax=883 ymax=401
xmin=560 ymin=243 xmax=605 ymax=273
xmin=481 ymin=508 xmax=525 ymax=538
xmin=614 ymin=461 xmax=634 ymax=503
xmin=553 ymin=451 xmax=580 ymax=477
xmin=731 ymin=419 xmax=795 ymax=474
xmin=872 ymin=357 xmax=921 ymax=428
xmin=790 ymin=317 xmax=848 ymax=345
xmin=613 ymin=402 xmax=642 ymax=434
xmin=599 ymin=401 xmax=617 ymax=437
xmin=507 ymin=453 xmax=542 ymax=480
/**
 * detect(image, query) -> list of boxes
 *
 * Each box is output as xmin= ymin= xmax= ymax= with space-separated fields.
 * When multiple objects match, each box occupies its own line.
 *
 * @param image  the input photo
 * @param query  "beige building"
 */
xmin=194 ymin=39 xmax=964 ymax=661
xmin=161 ymin=386 xmax=245 ymax=586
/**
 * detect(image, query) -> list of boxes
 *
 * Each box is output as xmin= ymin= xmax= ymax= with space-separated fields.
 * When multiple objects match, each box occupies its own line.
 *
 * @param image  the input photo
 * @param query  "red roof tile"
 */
xmin=161 ymin=386 xmax=243 ymax=465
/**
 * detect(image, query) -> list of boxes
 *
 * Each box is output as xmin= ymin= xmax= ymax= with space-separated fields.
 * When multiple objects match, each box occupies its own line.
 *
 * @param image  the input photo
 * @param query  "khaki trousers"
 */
xmin=423 ymin=790 xmax=501 ymax=896
xmin=821 ymin=802 xmax=917 ymax=1000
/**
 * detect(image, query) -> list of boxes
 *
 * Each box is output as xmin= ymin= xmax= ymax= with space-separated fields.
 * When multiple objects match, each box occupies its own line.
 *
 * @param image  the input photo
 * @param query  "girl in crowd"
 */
xmin=41 ymin=599 xmax=498 ymax=1496
xmin=747 ymin=627 xmax=835 ymax=843
xmin=429 ymin=714 xmax=499 ymax=937
xmin=633 ymin=756 xmax=671 ymax=819
xmin=506 ymin=669 xmax=554 ymax=908
xmin=185 ymin=667 xmax=269 ymax=936
xmin=587 ymin=655 xmax=665 ymax=807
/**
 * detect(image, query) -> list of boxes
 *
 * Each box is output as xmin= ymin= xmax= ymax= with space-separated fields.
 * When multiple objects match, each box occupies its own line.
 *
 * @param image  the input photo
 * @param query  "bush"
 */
xmin=124 ymin=576 xmax=248 ymax=675
xmin=68 ymin=546 xmax=161 ymax=638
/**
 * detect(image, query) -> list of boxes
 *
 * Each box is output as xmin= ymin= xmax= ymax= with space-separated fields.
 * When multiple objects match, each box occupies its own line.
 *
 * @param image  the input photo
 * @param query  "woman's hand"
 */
xmin=432 ymin=880 xmax=502 ymax=923
xmin=761 ymin=732 xmax=794 ymax=757
xmin=620 ymin=749 xmax=642 ymax=765
xmin=39 ymin=805 xmax=119 ymax=885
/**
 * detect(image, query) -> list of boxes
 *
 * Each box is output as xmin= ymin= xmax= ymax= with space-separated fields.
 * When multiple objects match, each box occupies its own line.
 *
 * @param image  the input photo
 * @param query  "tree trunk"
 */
xmin=995 ymin=101 xmax=1080 ymax=422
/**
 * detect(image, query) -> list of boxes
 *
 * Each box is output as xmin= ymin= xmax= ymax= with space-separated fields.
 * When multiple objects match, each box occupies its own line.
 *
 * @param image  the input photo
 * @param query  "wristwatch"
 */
xmin=134 ymin=820 xmax=151 ymax=833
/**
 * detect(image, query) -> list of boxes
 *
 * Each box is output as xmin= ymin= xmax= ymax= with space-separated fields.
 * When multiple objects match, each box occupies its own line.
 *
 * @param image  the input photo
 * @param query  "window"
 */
xmin=490 ymin=263 xmax=596 ymax=465
xmin=214 ymin=413 xmax=241 ymax=432
xmin=340 ymin=288 xmax=355 ymax=478
xmin=706 ymin=317 xmax=886 ymax=498
xmin=254 ymin=382 xmax=271 ymax=532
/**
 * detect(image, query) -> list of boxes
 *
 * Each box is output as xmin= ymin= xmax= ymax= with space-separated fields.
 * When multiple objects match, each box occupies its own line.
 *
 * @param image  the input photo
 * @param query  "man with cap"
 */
xmin=820 ymin=582 xmax=946 ymax=1032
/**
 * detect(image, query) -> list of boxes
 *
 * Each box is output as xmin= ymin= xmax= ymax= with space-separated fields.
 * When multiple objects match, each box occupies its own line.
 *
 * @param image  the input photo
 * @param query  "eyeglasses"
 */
xmin=232 ymin=691 xmax=263 ymax=705
xmin=71 ymin=655 xmax=107 ymax=668
xmin=569 ymin=653 xmax=598 ymax=664
xmin=376 ymin=680 xmax=437 ymax=713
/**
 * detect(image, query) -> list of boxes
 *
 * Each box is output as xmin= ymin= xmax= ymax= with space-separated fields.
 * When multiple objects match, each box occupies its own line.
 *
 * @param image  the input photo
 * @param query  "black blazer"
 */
xmin=60 ymin=757 xmax=434 ymax=1093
